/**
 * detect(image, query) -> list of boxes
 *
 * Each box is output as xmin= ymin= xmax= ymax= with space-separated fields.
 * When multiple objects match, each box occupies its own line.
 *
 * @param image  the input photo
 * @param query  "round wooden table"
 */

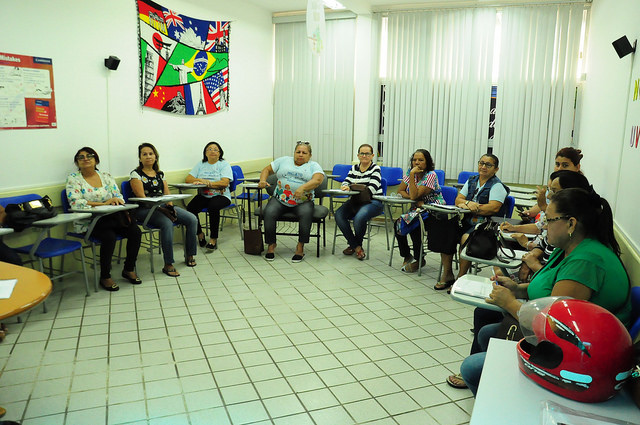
xmin=0 ymin=261 xmax=52 ymax=320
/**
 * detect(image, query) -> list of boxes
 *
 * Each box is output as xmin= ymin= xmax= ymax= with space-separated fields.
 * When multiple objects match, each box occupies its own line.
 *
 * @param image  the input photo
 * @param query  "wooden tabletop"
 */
xmin=0 ymin=261 xmax=52 ymax=320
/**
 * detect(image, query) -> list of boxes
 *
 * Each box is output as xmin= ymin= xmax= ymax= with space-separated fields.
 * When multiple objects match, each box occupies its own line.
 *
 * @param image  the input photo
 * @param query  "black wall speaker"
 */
xmin=612 ymin=36 xmax=636 ymax=59
xmin=104 ymin=55 xmax=121 ymax=70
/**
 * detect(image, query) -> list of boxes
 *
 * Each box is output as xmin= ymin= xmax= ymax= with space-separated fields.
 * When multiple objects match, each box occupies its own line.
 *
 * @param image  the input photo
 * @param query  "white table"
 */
xmin=71 ymin=204 xmax=139 ymax=242
xmin=472 ymin=339 xmax=639 ymax=424
xmin=128 ymin=194 xmax=191 ymax=227
xmin=460 ymin=246 xmax=522 ymax=277
xmin=169 ymin=183 xmax=206 ymax=191
xmin=450 ymin=275 xmax=504 ymax=312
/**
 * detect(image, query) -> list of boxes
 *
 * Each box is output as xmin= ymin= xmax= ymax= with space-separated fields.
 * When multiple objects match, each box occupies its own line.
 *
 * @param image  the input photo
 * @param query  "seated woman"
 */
xmin=335 ymin=144 xmax=383 ymax=261
xmin=436 ymin=154 xmax=509 ymax=290
xmin=66 ymin=147 xmax=142 ymax=291
xmin=394 ymin=149 xmax=445 ymax=272
xmin=258 ymin=141 xmax=324 ymax=262
xmin=185 ymin=141 xmax=233 ymax=251
xmin=130 ymin=143 xmax=198 ymax=277
xmin=459 ymin=188 xmax=631 ymax=395
xmin=519 ymin=146 xmax=583 ymax=220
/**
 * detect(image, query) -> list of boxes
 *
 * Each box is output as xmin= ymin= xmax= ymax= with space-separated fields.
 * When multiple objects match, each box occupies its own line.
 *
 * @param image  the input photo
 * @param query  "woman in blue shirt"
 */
xmin=258 ymin=141 xmax=325 ymax=263
xmin=185 ymin=141 xmax=233 ymax=251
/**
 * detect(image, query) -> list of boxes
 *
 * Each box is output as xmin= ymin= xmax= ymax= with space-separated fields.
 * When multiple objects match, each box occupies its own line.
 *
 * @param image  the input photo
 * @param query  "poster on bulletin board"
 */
xmin=0 ymin=52 xmax=57 ymax=130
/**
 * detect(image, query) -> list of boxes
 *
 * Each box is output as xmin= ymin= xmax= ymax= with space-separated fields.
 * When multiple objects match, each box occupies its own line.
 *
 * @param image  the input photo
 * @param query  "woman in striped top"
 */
xmin=334 ymin=144 xmax=384 ymax=260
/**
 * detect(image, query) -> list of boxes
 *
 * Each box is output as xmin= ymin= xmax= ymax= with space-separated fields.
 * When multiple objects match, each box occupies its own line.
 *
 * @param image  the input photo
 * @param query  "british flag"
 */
xmin=163 ymin=9 xmax=185 ymax=30
xmin=205 ymin=21 xmax=229 ymax=51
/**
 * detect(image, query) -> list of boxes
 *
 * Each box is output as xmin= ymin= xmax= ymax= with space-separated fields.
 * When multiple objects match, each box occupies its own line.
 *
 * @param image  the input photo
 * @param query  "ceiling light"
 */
xmin=323 ymin=0 xmax=346 ymax=9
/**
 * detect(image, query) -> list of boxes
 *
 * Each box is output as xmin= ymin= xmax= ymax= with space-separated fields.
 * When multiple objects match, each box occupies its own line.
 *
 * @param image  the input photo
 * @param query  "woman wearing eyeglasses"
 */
xmin=395 ymin=149 xmax=445 ymax=272
xmin=435 ymin=154 xmax=509 ymax=290
xmin=335 ymin=144 xmax=383 ymax=261
xmin=130 ymin=143 xmax=199 ymax=277
xmin=456 ymin=188 xmax=630 ymax=396
xmin=185 ymin=141 xmax=233 ymax=251
xmin=66 ymin=147 xmax=142 ymax=291
xmin=258 ymin=141 xmax=325 ymax=262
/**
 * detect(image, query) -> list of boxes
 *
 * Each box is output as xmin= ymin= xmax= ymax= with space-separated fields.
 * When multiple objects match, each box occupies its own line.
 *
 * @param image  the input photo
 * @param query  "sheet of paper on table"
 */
xmin=0 ymin=279 xmax=18 ymax=299
xmin=453 ymin=275 xmax=493 ymax=299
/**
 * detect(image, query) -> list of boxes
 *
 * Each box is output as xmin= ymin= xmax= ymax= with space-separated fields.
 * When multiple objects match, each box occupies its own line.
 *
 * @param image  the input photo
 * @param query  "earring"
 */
xmin=569 ymin=231 xmax=573 ymax=239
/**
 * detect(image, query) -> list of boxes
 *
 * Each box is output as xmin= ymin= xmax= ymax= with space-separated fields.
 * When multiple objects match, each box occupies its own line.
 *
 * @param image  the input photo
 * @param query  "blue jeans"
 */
xmin=460 ymin=322 xmax=500 ymax=396
xmin=136 ymin=206 xmax=198 ymax=265
xmin=334 ymin=200 xmax=383 ymax=249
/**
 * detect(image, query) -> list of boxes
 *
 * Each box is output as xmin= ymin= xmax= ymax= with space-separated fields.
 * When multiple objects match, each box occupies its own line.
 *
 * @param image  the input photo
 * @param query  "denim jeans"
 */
xmin=460 ymin=322 xmax=500 ymax=396
xmin=334 ymin=199 xmax=383 ymax=249
xmin=136 ymin=206 xmax=198 ymax=265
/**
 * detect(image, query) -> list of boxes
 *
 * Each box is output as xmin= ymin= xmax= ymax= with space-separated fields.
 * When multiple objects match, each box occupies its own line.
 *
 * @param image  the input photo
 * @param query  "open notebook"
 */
xmin=452 ymin=275 xmax=493 ymax=299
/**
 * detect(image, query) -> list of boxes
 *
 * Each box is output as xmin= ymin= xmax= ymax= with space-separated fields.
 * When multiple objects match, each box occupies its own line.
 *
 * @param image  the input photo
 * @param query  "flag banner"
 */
xmin=136 ymin=0 xmax=230 ymax=115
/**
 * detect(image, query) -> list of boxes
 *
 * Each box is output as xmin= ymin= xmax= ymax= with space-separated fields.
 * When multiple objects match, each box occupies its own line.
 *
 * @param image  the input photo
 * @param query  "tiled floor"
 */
xmin=0 ymin=220 xmax=478 ymax=425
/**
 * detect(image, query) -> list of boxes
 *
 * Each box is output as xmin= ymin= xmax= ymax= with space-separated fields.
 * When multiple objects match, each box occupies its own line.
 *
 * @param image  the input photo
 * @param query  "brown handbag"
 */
xmin=349 ymin=184 xmax=371 ymax=206
xmin=243 ymin=210 xmax=264 ymax=255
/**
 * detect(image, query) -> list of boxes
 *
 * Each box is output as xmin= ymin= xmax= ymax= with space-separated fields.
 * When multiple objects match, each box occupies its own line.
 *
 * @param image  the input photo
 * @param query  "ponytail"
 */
xmin=551 ymin=188 xmax=620 ymax=256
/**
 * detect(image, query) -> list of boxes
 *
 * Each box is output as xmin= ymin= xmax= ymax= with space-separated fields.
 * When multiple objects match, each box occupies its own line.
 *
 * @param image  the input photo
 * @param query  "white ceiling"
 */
xmin=243 ymin=0 xmax=480 ymax=15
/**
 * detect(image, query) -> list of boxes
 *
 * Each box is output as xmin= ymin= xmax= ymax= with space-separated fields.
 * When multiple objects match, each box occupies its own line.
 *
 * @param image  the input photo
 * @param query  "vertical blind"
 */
xmin=493 ymin=4 xmax=584 ymax=184
xmin=273 ymin=19 xmax=356 ymax=169
xmin=378 ymin=9 xmax=497 ymax=175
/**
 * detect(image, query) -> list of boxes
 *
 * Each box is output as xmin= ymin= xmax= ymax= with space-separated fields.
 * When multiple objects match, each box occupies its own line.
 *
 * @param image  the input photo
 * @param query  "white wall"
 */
xmin=0 ymin=0 xmax=273 ymax=191
xmin=578 ymin=0 xmax=640 ymax=252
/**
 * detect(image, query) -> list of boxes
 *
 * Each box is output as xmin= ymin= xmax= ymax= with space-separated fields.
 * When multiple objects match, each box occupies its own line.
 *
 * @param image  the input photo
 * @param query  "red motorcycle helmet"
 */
xmin=516 ymin=297 xmax=634 ymax=403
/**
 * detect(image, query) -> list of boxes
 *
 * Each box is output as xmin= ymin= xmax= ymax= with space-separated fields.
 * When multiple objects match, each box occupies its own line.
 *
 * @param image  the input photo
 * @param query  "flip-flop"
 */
xmin=355 ymin=248 xmax=366 ymax=261
xmin=162 ymin=267 xmax=180 ymax=277
xmin=434 ymin=279 xmax=455 ymax=290
xmin=186 ymin=257 xmax=197 ymax=267
xmin=446 ymin=373 xmax=468 ymax=389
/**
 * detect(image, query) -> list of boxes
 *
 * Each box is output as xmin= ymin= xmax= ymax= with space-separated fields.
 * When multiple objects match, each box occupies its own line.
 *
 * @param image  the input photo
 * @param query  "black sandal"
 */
xmin=434 ymin=279 xmax=455 ymax=291
xmin=121 ymin=271 xmax=142 ymax=284
xmin=186 ymin=257 xmax=197 ymax=267
xmin=162 ymin=266 xmax=180 ymax=277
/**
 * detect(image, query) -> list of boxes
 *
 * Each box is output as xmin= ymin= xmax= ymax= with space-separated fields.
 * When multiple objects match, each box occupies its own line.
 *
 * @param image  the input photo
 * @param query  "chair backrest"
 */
xmin=434 ymin=169 xmax=445 ymax=187
xmin=629 ymin=286 xmax=640 ymax=341
xmin=380 ymin=166 xmax=404 ymax=187
xmin=457 ymin=171 xmax=479 ymax=184
xmin=503 ymin=195 xmax=516 ymax=218
xmin=60 ymin=190 xmax=71 ymax=213
xmin=231 ymin=165 xmax=245 ymax=185
xmin=441 ymin=186 xmax=458 ymax=205
xmin=0 ymin=194 xmax=42 ymax=208
xmin=121 ymin=180 xmax=133 ymax=202
xmin=331 ymin=164 xmax=351 ymax=183
xmin=380 ymin=178 xmax=388 ymax=196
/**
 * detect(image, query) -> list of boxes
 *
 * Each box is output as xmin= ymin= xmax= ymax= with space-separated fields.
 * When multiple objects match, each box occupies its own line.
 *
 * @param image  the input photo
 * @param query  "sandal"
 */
xmin=434 ymin=279 xmax=455 ymax=291
xmin=100 ymin=279 xmax=119 ymax=292
xmin=162 ymin=266 xmax=180 ymax=277
xmin=121 ymin=270 xmax=142 ymax=284
xmin=343 ymin=247 xmax=355 ymax=255
xmin=355 ymin=248 xmax=366 ymax=261
xmin=446 ymin=373 xmax=468 ymax=389
xmin=186 ymin=257 xmax=197 ymax=267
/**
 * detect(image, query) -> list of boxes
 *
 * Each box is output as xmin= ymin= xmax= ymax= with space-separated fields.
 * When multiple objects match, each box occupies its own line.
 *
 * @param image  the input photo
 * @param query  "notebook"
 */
xmin=452 ymin=275 xmax=493 ymax=299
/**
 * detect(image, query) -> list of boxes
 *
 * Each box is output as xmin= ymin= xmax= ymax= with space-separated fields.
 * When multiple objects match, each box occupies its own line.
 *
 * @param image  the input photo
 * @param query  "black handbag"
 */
xmin=494 ymin=315 xmax=524 ymax=341
xmin=349 ymin=184 xmax=371 ymax=207
xmin=462 ymin=220 xmax=515 ymax=262
xmin=243 ymin=212 xmax=263 ymax=255
xmin=4 ymin=195 xmax=57 ymax=232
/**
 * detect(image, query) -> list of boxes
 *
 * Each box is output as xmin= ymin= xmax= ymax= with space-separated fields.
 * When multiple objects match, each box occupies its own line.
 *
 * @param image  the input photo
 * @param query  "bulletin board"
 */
xmin=0 ymin=52 xmax=57 ymax=130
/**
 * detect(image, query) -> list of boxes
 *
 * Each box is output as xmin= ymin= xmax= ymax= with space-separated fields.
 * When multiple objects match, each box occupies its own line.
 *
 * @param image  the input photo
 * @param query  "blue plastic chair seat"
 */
xmin=15 ymin=238 xmax=83 ymax=258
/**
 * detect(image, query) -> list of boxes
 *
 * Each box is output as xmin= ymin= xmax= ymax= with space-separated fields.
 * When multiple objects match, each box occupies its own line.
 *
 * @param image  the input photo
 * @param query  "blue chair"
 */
xmin=457 ymin=171 xmax=479 ymax=186
xmin=380 ymin=166 xmax=404 ymax=191
xmin=61 ymin=190 xmax=123 ymax=292
xmin=503 ymin=195 xmax=516 ymax=219
xmin=332 ymin=178 xmax=388 ymax=259
xmin=121 ymin=181 xmax=162 ymax=273
xmin=232 ymin=165 xmax=268 ymax=223
xmin=0 ymin=194 xmax=91 ymax=310
xmin=328 ymin=164 xmax=352 ymax=213
xmin=628 ymin=286 xmax=640 ymax=341
xmin=441 ymin=186 xmax=458 ymax=206
xmin=434 ymin=169 xmax=445 ymax=187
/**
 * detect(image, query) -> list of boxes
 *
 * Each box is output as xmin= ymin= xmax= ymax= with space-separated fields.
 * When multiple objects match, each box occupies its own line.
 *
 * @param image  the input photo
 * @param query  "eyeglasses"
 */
xmin=296 ymin=141 xmax=310 ymax=146
xmin=478 ymin=161 xmax=495 ymax=168
xmin=206 ymin=147 xmax=220 ymax=152
xmin=76 ymin=154 xmax=95 ymax=160
xmin=358 ymin=152 xmax=373 ymax=157
xmin=542 ymin=215 xmax=571 ymax=225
